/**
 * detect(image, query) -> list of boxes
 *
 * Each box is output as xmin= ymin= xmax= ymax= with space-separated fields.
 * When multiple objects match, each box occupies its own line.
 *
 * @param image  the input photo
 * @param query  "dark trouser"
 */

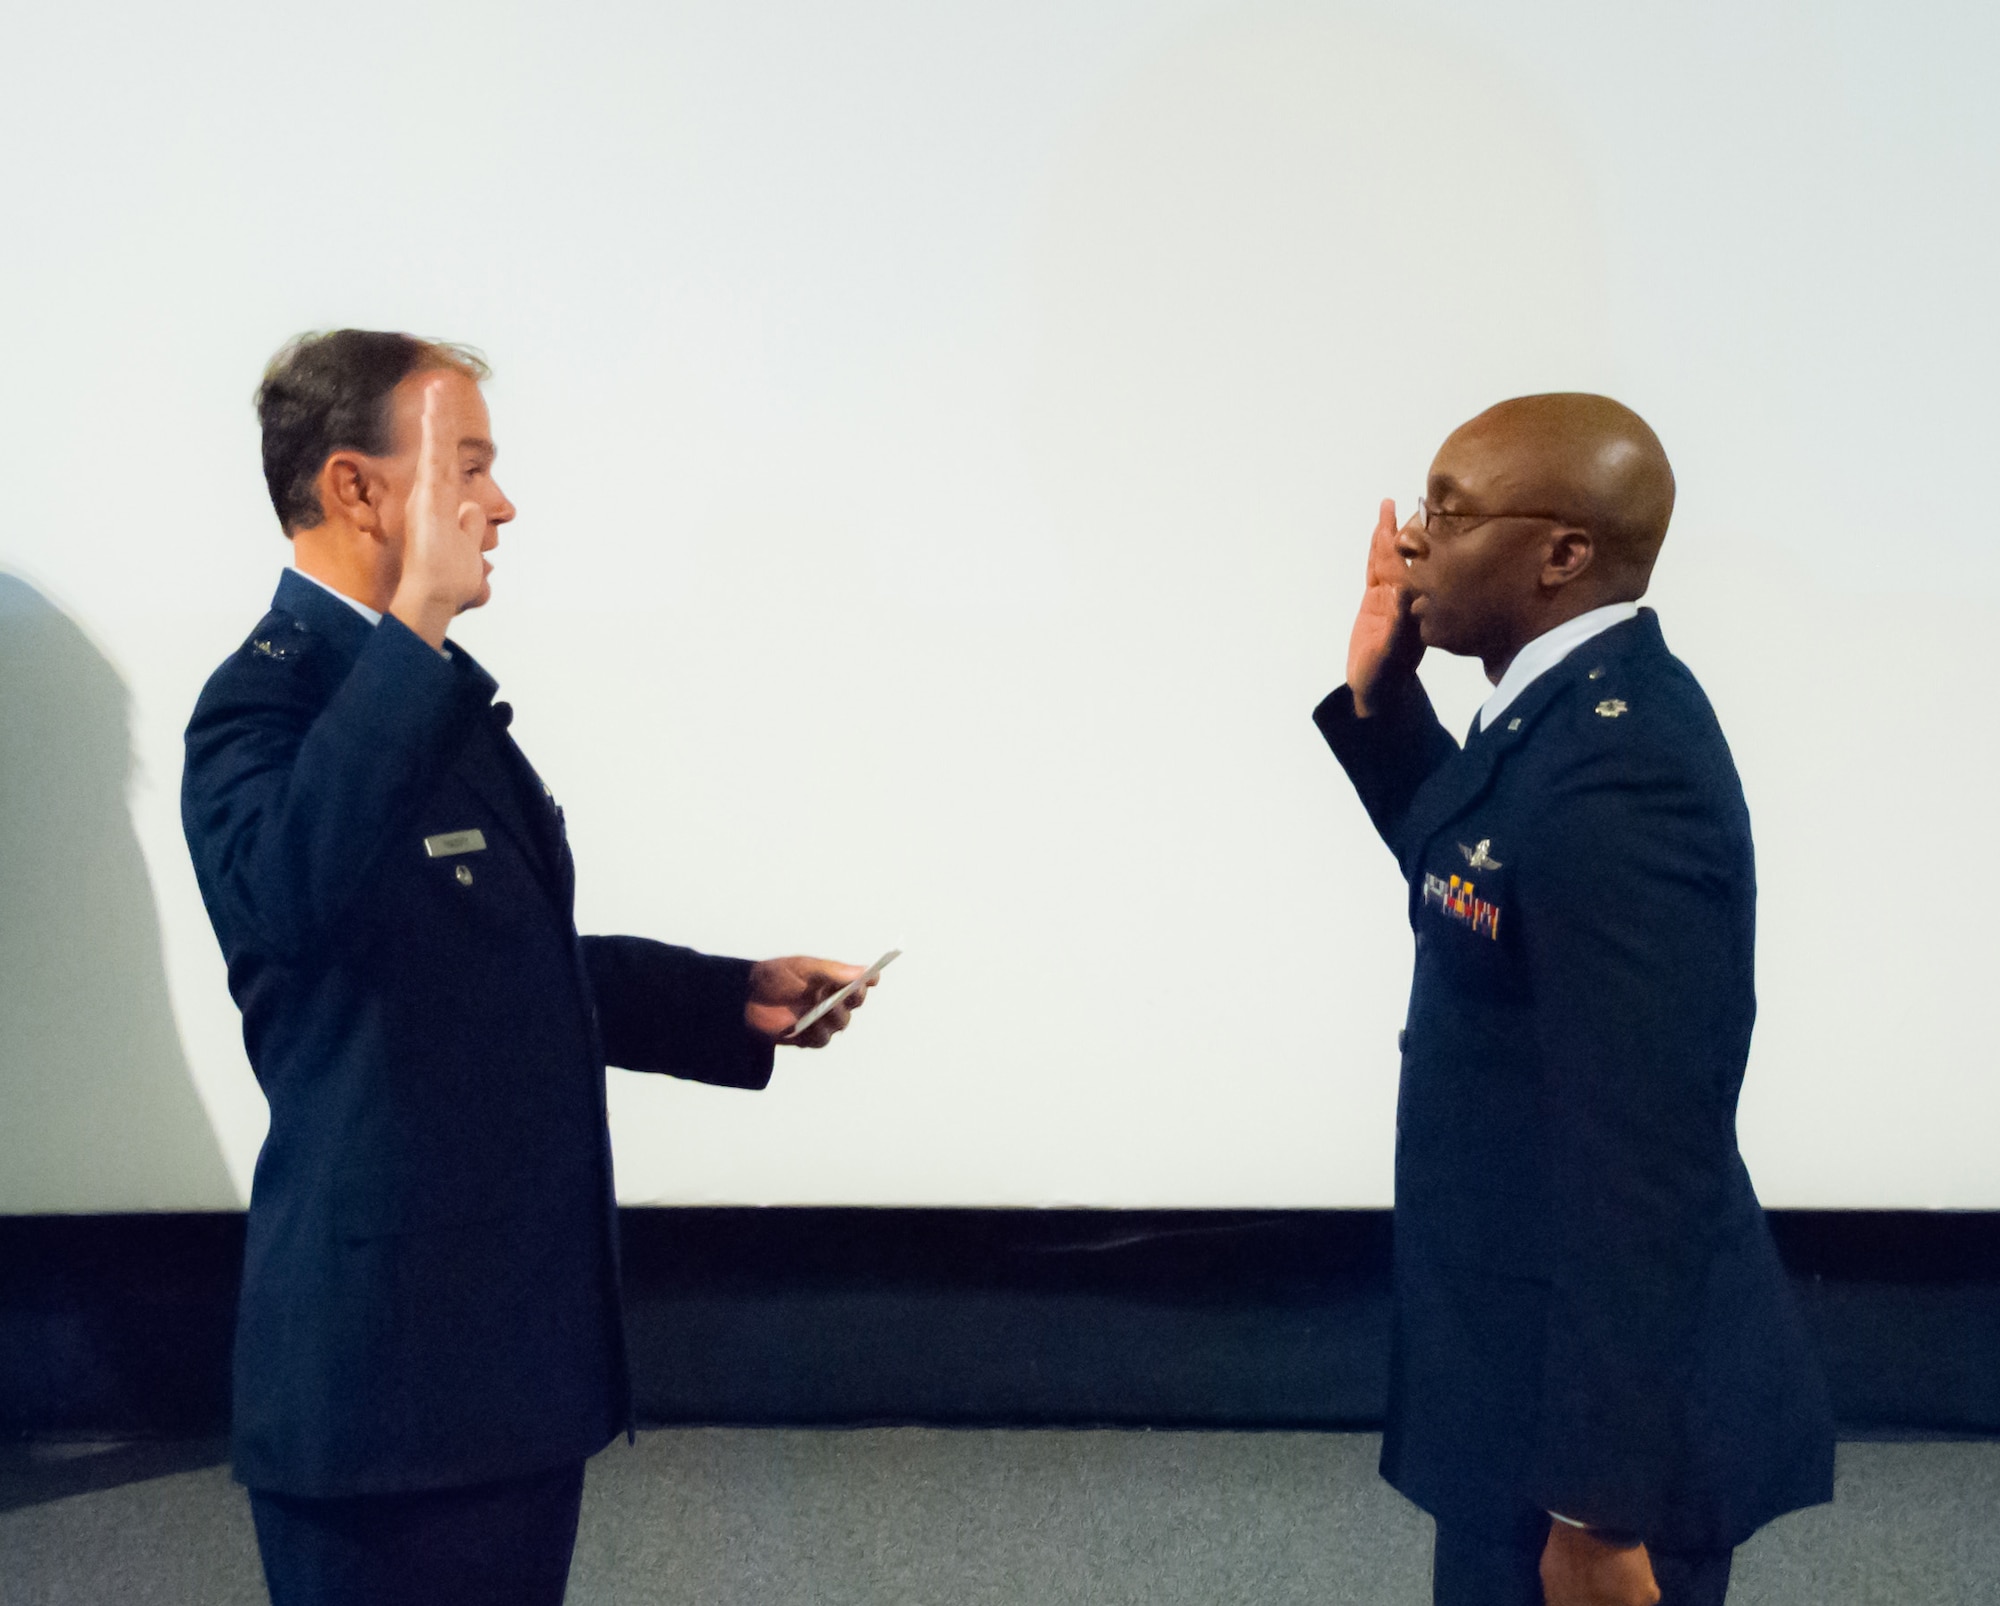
xmin=1434 ymin=1523 xmax=1733 ymax=1606
xmin=249 ymin=1460 xmax=587 ymax=1606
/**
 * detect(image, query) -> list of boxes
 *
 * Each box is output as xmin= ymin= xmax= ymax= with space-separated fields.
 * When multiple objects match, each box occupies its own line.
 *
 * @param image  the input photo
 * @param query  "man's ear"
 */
xmin=318 ymin=452 xmax=383 ymax=534
xmin=1542 ymin=525 xmax=1596 ymax=590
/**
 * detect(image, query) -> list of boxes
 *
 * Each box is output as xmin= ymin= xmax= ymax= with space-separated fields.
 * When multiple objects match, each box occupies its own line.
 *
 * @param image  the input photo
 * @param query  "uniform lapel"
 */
xmin=438 ymin=644 xmax=570 ymax=907
xmin=1394 ymin=616 xmax=1654 ymax=879
xmin=1397 ymin=727 xmax=1508 ymax=882
xmin=489 ymin=713 xmax=574 ymax=906
xmin=453 ymin=722 xmax=558 ymax=887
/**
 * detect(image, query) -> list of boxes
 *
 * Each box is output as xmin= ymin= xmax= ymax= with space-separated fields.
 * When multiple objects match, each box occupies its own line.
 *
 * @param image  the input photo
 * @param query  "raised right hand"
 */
xmin=1345 ymin=498 xmax=1423 ymax=717
xmin=390 ymin=379 xmax=487 ymax=648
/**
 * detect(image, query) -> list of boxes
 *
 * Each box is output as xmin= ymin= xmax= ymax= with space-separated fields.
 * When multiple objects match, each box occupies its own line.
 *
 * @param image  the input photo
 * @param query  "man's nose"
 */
xmin=1394 ymin=518 xmax=1425 ymax=562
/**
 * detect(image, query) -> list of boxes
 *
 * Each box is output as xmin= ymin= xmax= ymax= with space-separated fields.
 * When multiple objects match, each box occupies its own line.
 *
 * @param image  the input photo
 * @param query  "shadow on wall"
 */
xmin=0 ymin=572 xmax=235 ymax=1211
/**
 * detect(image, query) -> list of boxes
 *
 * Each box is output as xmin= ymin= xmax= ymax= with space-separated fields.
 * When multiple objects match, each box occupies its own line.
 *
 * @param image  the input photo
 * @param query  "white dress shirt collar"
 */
xmin=1477 ymin=601 xmax=1642 ymax=731
xmin=292 ymin=565 xmax=383 ymax=626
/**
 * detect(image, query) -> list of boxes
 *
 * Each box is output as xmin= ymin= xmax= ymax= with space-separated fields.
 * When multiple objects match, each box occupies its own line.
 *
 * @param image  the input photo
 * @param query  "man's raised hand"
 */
xmin=1345 ymin=498 xmax=1423 ymax=718
xmin=390 ymin=379 xmax=488 ymax=649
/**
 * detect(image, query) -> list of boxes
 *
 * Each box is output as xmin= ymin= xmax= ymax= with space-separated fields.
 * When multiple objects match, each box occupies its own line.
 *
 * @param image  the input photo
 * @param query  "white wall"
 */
xmin=1 ymin=0 xmax=1993 ymax=1210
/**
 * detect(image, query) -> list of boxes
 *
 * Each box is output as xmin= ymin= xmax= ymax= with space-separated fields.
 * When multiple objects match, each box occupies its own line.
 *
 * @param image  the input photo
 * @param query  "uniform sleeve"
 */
xmin=181 ymin=617 xmax=494 ymax=963
xmin=1517 ymin=727 xmax=1753 ymax=1530
xmin=579 ymin=936 xmax=774 ymax=1090
xmin=1312 ymin=680 xmax=1461 ymax=857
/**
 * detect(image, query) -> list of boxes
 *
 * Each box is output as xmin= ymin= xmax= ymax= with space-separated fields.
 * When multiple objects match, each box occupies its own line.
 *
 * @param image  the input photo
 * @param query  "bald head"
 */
xmin=1396 ymin=393 xmax=1676 ymax=679
xmin=1444 ymin=393 xmax=1675 ymax=585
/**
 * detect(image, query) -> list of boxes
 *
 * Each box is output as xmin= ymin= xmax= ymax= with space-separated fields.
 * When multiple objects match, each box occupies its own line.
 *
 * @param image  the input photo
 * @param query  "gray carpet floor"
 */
xmin=2 ymin=1430 xmax=1995 ymax=1605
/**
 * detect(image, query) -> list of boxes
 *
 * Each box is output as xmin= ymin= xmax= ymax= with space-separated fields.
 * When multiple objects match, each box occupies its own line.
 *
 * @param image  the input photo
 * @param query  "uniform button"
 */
xmin=1397 ymin=1030 xmax=1408 ymax=1053
xmin=455 ymin=865 xmax=474 ymax=886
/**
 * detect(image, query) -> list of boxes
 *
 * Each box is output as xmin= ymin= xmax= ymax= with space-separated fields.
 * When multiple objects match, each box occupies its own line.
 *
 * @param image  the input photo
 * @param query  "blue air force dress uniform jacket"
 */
xmin=1314 ymin=610 xmax=1833 ymax=1551
xmin=183 ymin=571 xmax=774 ymax=1498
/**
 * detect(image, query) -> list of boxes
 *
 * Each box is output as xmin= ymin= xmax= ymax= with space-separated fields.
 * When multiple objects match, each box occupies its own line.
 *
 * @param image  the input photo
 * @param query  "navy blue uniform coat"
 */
xmin=1315 ymin=610 xmax=1833 ymax=1551
xmin=184 ymin=571 xmax=773 ymax=1498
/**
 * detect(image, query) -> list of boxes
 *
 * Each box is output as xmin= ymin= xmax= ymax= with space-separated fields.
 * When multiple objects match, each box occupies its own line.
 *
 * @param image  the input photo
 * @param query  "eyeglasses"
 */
xmin=1413 ymin=497 xmax=1576 ymax=534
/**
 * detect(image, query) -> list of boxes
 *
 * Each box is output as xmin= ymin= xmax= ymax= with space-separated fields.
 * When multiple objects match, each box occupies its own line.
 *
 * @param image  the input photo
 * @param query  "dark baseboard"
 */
xmin=3 ymin=1209 xmax=1997 ymax=1443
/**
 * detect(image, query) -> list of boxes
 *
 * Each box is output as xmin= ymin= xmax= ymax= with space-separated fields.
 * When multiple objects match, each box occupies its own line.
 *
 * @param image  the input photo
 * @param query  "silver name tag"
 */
xmin=423 ymin=829 xmax=488 ymax=859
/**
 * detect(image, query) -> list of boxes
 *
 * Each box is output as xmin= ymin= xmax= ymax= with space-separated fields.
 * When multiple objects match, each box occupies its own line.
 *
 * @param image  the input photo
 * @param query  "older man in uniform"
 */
xmin=183 ymin=330 xmax=875 ymax=1606
xmin=1314 ymin=394 xmax=1833 ymax=1605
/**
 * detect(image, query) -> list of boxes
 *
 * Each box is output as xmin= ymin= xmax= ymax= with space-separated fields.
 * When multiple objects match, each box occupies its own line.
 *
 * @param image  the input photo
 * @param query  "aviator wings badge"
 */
xmin=1458 ymin=839 xmax=1503 ymax=871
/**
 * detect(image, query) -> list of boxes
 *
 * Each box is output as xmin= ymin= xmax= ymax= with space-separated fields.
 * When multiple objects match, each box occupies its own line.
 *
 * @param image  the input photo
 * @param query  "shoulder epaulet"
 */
xmin=1565 ymin=654 xmax=1715 ymax=768
xmin=239 ymin=613 xmax=314 ymax=666
xmin=1574 ymin=660 xmax=1633 ymax=725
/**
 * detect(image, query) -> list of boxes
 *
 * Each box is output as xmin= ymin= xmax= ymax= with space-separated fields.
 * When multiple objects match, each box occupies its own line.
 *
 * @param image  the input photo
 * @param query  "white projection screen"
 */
xmin=2 ymin=1 xmax=1994 ymax=1213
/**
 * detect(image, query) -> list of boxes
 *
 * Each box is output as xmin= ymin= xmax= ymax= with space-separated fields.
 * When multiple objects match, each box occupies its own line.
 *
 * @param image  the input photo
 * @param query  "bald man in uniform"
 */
xmin=1314 ymin=395 xmax=1833 ymax=1605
